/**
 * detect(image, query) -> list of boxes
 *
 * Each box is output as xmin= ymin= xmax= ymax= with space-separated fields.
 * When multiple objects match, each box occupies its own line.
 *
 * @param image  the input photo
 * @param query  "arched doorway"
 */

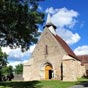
xmin=45 ymin=65 xmax=53 ymax=79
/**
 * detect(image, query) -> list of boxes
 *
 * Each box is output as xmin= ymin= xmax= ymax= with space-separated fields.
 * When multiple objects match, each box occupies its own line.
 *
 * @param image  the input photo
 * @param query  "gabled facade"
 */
xmin=23 ymin=14 xmax=85 ymax=81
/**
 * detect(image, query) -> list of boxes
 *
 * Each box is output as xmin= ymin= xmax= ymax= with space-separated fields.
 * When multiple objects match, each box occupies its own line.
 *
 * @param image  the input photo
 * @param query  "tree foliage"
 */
xmin=0 ymin=48 xmax=14 ymax=81
xmin=0 ymin=0 xmax=44 ymax=51
xmin=14 ymin=64 xmax=23 ymax=74
xmin=0 ymin=47 xmax=8 ymax=81
xmin=0 ymin=48 xmax=8 ymax=68
xmin=2 ymin=66 xmax=13 ymax=76
xmin=1 ymin=65 xmax=14 ymax=81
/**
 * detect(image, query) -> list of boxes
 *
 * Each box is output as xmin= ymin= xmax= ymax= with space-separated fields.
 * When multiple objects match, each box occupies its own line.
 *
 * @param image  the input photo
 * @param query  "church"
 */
xmin=23 ymin=14 xmax=86 ymax=81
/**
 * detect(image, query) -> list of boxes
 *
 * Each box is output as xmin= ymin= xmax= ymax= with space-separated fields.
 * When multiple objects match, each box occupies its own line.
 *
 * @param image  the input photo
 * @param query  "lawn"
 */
xmin=0 ymin=80 xmax=76 ymax=88
xmin=0 ymin=78 xmax=87 ymax=88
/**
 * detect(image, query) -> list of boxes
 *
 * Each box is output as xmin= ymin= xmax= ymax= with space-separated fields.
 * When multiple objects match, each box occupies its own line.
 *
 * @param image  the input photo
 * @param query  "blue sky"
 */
xmin=39 ymin=0 xmax=88 ymax=54
xmin=39 ymin=0 xmax=88 ymax=47
xmin=2 ymin=0 xmax=88 ymax=67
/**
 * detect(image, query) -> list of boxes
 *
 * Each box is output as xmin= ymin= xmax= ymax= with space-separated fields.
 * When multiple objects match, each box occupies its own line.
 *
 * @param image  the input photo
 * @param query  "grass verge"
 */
xmin=0 ymin=78 xmax=87 ymax=88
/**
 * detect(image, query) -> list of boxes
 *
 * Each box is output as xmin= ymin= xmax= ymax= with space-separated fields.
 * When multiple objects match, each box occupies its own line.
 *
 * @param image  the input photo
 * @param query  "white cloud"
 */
xmin=7 ymin=61 xmax=22 ymax=68
xmin=45 ymin=7 xmax=58 ymax=14
xmin=2 ymin=45 xmax=36 ymax=67
xmin=2 ymin=44 xmax=36 ymax=62
xmin=7 ymin=60 xmax=28 ymax=68
xmin=74 ymin=45 xmax=88 ymax=55
xmin=29 ymin=44 xmax=36 ymax=53
xmin=2 ymin=46 xmax=11 ymax=54
xmin=56 ymin=28 xmax=81 ymax=45
xmin=51 ymin=7 xmax=78 ymax=28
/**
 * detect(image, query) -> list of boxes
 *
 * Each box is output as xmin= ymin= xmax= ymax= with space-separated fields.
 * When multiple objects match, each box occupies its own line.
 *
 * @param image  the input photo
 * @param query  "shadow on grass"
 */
xmin=78 ymin=81 xmax=88 ymax=87
xmin=75 ymin=78 xmax=88 ymax=87
xmin=0 ymin=81 xmax=42 ymax=88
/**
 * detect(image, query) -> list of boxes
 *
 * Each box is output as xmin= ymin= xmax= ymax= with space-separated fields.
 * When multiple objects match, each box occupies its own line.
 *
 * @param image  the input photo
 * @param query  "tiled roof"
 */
xmin=77 ymin=55 xmax=88 ymax=64
xmin=54 ymin=35 xmax=79 ymax=60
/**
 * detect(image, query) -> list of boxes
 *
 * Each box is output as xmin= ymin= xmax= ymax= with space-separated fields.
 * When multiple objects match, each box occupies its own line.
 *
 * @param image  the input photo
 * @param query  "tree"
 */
xmin=14 ymin=64 xmax=23 ymax=74
xmin=0 ymin=0 xmax=44 ymax=51
xmin=0 ymin=47 xmax=8 ymax=81
xmin=2 ymin=65 xmax=14 ymax=81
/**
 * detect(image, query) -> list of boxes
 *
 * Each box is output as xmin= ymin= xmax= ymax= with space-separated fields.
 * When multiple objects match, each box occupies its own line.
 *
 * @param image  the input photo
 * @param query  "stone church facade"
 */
xmin=23 ymin=14 xmax=85 ymax=81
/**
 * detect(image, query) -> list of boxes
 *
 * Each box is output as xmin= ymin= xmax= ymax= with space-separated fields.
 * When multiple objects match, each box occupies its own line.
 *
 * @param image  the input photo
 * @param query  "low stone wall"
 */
xmin=12 ymin=74 xmax=24 ymax=81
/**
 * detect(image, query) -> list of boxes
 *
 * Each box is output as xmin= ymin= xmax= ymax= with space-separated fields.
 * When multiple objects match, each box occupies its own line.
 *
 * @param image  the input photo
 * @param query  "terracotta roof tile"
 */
xmin=77 ymin=55 xmax=88 ymax=64
xmin=54 ymin=35 xmax=79 ymax=60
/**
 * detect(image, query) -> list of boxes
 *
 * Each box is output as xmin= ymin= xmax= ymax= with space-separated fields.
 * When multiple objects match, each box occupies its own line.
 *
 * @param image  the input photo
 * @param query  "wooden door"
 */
xmin=45 ymin=65 xmax=52 ymax=79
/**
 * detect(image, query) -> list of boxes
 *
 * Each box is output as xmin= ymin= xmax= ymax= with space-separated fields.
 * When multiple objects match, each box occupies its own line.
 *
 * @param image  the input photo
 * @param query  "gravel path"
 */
xmin=70 ymin=85 xmax=88 ymax=88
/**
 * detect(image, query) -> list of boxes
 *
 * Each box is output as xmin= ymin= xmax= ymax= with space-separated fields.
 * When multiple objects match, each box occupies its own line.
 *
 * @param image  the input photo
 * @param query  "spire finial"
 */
xmin=46 ymin=13 xmax=52 ymax=24
xmin=45 ymin=12 xmax=56 ymax=29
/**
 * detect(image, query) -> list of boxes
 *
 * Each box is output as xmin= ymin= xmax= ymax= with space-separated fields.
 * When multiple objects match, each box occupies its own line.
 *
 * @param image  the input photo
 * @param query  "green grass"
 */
xmin=77 ymin=77 xmax=88 ymax=82
xmin=0 ymin=78 xmax=87 ymax=88
xmin=0 ymin=80 xmax=77 ymax=88
xmin=39 ymin=80 xmax=77 ymax=88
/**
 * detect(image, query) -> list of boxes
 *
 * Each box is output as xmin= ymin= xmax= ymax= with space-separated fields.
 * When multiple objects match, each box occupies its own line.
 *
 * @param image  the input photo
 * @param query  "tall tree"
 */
xmin=2 ymin=66 xmax=13 ymax=76
xmin=0 ymin=48 xmax=8 ymax=67
xmin=0 ymin=0 xmax=44 ymax=51
xmin=0 ymin=47 xmax=8 ymax=81
xmin=2 ymin=65 xmax=14 ymax=81
xmin=14 ymin=64 xmax=23 ymax=74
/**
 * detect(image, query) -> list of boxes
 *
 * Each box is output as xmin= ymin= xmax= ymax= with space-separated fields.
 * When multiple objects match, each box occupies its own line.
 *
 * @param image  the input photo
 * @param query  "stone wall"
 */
xmin=13 ymin=74 xmax=24 ymax=81
xmin=84 ymin=63 xmax=88 ymax=76
xmin=63 ymin=59 xmax=77 ymax=81
xmin=62 ymin=57 xmax=85 ymax=81
xmin=75 ymin=61 xmax=85 ymax=78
